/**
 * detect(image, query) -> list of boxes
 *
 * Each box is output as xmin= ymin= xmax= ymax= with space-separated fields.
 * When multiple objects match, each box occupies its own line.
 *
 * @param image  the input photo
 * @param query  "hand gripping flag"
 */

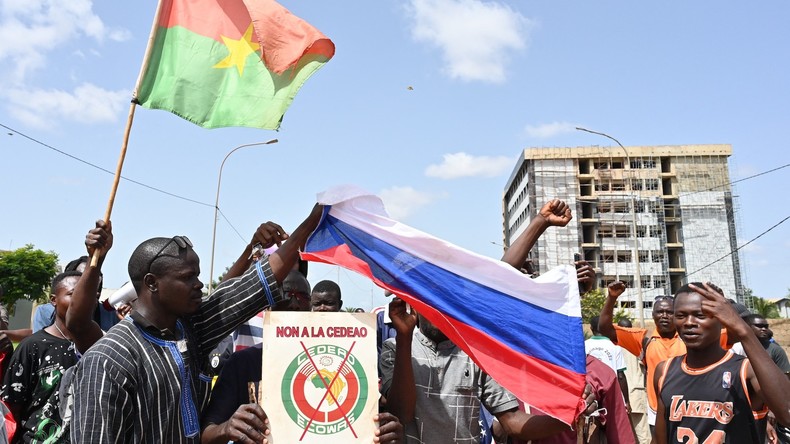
xmin=302 ymin=186 xmax=587 ymax=425
xmin=135 ymin=0 xmax=335 ymax=130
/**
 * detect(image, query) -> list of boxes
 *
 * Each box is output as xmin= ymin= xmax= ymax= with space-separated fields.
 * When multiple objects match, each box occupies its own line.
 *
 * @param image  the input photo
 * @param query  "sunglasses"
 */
xmin=751 ymin=323 xmax=770 ymax=329
xmin=654 ymin=295 xmax=674 ymax=302
xmin=145 ymin=236 xmax=193 ymax=275
xmin=284 ymin=290 xmax=310 ymax=302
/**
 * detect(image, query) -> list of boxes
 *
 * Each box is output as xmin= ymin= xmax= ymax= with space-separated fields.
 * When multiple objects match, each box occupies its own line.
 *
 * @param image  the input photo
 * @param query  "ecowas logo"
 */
xmin=281 ymin=344 xmax=368 ymax=436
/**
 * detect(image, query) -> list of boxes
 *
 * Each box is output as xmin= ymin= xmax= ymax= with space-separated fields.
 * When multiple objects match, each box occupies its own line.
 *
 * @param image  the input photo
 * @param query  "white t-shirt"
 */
xmin=585 ymin=335 xmax=626 ymax=373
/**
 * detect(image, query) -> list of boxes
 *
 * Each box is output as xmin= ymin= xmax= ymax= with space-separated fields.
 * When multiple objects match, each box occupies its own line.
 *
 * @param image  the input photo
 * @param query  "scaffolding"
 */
xmin=502 ymin=144 xmax=744 ymax=319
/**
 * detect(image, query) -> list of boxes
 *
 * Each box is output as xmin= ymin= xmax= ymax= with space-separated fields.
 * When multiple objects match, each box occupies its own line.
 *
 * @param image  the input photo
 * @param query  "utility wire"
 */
xmin=685 ymin=215 xmax=790 ymax=279
xmin=216 ymin=208 xmax=246 ymax=243
xmin=2 ymin=122 xmax=214 ymax=208
xmin=2 ymin=122 xmax=247 ymax=243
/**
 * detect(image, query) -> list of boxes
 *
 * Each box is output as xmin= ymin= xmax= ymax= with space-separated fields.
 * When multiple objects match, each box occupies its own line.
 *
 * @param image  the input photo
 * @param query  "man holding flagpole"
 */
xmin=71 ymin=205 xmax=323 ymax=443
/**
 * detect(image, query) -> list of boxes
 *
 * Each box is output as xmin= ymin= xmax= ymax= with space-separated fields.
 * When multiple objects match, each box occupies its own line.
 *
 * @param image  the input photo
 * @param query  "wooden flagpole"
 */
xmin=89 ymin=0 xmax=166 ymax=268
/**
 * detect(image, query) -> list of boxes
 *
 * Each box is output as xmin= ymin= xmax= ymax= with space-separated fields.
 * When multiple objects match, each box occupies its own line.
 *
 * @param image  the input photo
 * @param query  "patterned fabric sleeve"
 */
xmin=191 ymin=258 xmax=282 ymax=357
xmin=71 ymin=351 xmax=133 ymax=443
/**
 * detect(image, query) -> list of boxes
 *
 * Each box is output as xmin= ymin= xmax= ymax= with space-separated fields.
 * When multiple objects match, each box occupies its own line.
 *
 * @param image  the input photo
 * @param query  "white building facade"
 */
xmin=502 ymin=145 xmax=743 ymax=321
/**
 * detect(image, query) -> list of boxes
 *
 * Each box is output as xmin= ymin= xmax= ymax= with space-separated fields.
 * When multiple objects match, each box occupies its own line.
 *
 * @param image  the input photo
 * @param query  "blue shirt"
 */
xmin=32 ymin=304 xmax=54 ymax=332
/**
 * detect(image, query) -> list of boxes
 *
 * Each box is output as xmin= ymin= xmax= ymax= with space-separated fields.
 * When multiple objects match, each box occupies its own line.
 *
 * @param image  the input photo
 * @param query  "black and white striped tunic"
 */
xmin=71 ymin=260 xmax=281 ymax=443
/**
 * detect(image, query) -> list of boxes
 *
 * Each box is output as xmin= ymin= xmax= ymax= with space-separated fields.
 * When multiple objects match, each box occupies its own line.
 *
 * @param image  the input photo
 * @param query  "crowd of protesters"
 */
xmin=0 ymin=199 xmax=787 ymax=443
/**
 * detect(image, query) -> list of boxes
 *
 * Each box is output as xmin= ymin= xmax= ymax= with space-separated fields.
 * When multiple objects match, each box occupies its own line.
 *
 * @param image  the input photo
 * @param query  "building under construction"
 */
xmin=502 ymin=144 xmax=743 ymax=320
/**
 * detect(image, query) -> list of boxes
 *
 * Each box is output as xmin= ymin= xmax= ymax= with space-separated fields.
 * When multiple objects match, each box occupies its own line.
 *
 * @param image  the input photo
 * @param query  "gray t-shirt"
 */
xmin=730 ymin=340 xmax=790 ymax=372
xmin=380 ymin=330 xmax=519 ymax=444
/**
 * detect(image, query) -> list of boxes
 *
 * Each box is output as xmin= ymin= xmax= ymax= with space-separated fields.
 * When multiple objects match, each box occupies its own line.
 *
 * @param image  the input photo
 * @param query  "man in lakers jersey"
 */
xmin=654 ymin=282 xmax=790 ymax=443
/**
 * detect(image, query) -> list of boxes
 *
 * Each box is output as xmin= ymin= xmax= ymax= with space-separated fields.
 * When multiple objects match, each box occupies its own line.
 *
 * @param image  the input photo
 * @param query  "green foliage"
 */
xmin=741 ymin=287 xmax=780 ymax=319
xmin=344 ymin=307 xmax=359 ymax=313
xmin=580 ymin=288 xmax=631 ymax=324
xmin=751 ymin=296 xmax=780 ymax=319
xmin=0 ymin=245 xmax=59 ymax=310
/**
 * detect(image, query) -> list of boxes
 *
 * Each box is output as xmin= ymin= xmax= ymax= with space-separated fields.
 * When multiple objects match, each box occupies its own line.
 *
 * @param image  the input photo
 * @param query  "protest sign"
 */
xmin=261 ymin=311 xmax=378 ymax=443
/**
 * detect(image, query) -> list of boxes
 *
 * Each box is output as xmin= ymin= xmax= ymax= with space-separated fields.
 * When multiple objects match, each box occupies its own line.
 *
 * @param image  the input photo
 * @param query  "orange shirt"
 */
xmin=613 ymin=325 xmax=729 ymax=412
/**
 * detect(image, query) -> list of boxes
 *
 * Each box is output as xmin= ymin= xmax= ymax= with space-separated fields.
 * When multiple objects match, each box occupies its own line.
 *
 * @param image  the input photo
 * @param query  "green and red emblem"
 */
xmin=281 ymin=343 xmax=368 ymax=437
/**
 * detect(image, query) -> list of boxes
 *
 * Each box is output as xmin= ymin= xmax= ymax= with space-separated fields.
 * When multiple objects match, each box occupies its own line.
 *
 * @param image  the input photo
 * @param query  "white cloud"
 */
xmin=425 ymin=152 xmax=513 ymax=179
xmin=5 ymin=83 xmax=129 ymax=128
xmin=407 ymin=0 xmax=532 ymax=83
xmin=0 ymin=0 xmax=130 ymax=79
xmin=524 ymin=121 xmax=578 ymax=139
xmin=380 ymin=186 xmax=441 ymax=220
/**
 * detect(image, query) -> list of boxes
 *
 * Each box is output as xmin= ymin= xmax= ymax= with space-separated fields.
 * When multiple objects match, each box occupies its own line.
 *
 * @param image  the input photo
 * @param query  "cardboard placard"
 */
xmin=261 ymin=311 xmax=378 ymax=443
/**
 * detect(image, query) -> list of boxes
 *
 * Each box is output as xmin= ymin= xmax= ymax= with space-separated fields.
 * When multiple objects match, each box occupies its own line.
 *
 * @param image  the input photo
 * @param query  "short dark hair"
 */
xmin=51 ymin=270 xmax=83 ymax=293
xmin=590 ymin=316 xmax=601 ymax=334
xmin=674 ymin=282 xmax=705 ymax=297
xmin=312 ymin=280 xmax=341 ymax=300
xmin=618 ymin=318 xmax=633 ymax=328
xmin=742 ymin=313 xmax=765 ymax=325
xmin=64 ymin=256 xmax=89 ymax=272
xmin=128 ymin=237 xmax=190 ymax=291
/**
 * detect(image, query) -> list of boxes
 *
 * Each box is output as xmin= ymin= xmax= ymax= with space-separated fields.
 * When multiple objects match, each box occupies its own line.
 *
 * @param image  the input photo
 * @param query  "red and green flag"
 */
xmin=134 ymin=0 xmax=335 ymax=130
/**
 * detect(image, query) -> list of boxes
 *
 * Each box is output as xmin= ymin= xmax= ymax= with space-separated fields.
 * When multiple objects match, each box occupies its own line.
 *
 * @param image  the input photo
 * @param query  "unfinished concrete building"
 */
xmin=502 ymin=144 xmax=743 ymax=322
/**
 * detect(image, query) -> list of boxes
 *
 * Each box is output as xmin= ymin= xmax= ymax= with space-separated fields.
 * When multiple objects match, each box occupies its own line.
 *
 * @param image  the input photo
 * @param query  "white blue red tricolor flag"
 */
xmin=302 ymin=186 xmax=587 ymax=424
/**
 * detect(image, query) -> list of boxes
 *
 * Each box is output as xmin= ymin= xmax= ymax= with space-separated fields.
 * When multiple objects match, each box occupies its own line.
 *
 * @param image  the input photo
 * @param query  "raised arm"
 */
xmin=66 ymin=221 xmax=110 ymax=354
xmin=223 ymin=221 xmax=289 ymax=282
xmin=598 ymin=281 xmax=625 ymax=343
xmin=380 ymin=298 xmax=418 ymax=424
xmin=269 ymin=204 xmax=323 ymax=283
xmin=501 ymin=199 xmax=572 ymax=269
xmin=692 ymin=283 xmax=790 ymax=426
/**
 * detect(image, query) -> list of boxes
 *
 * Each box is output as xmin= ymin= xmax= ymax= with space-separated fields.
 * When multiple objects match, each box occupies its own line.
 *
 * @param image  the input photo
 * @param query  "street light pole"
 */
xmin=576 ymin=127 xmax=645 ymax=327
xmin=208 ymin=139 xmax=278 ymax=293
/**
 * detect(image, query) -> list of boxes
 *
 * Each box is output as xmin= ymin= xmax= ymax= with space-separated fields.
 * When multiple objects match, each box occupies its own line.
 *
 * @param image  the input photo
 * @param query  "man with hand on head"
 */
xmin=71 ymin=205 xmax=323 ymax=443
xmin=599 ymin=281 xmax=733 ymax=439
xmin=654 ymin=282 xmax=790 ymax=443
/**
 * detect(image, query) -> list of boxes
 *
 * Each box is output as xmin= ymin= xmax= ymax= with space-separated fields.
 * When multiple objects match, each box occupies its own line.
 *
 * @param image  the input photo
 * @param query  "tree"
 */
xmin=0 ymin=245 xmax=59 ymax=312
xmin=751 ymin=296 xmax=780 ymax=319
xmin=580 ymin=288 xmax=631 ymax=324
xmin=740 ymin=287 xmax=780 ymax=319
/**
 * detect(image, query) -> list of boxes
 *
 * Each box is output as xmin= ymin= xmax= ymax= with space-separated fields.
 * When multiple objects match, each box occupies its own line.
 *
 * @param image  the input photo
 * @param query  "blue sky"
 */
xmin=1 ymin=0 xmax=788 ymax=311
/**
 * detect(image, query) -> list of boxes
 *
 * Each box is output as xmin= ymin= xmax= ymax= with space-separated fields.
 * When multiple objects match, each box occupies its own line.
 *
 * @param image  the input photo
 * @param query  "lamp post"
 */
xmin=208 ymin=139 xmax=279 ymax=293
xmin=576 ymin=127 xmax=645 ymax=327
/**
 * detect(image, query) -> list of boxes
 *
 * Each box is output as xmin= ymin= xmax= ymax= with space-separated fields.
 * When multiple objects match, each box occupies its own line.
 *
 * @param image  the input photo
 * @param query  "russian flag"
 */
xmin=302 ymin=186 xmax=587 ymax=425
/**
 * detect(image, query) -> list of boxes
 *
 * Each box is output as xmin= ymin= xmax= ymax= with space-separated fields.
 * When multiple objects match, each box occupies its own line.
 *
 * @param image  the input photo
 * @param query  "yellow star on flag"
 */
xmin=213 ymin=23 xmax=260 ymax=76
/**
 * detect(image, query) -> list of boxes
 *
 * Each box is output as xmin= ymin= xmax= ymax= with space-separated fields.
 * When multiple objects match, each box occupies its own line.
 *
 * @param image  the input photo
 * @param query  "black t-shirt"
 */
xmin=1 ymin=329 xmax=76 ymax=443
xmin=202 ymin=344 xmax=263 ymax=427
xmin=659 ymin=351 xmax=763 ymax=444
